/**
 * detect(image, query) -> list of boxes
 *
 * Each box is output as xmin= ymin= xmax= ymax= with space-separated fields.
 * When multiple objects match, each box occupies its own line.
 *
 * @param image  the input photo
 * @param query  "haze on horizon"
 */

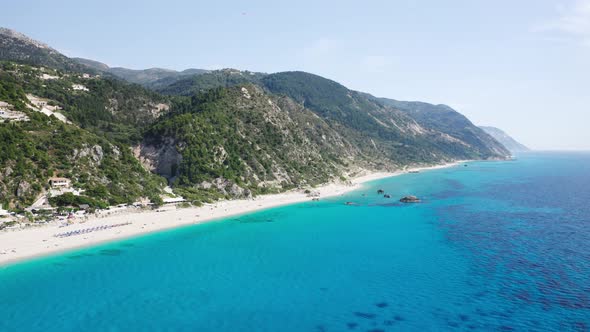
xmin=2 ymin=0 xmax=589 ymax=150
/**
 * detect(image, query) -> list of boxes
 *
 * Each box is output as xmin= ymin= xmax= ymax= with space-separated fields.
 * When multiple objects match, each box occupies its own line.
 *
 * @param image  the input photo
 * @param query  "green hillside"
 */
xmin=0 ymin=65 xmax=165 ymax=208
xmin=141 ymin=85 xmax=362 ymax=203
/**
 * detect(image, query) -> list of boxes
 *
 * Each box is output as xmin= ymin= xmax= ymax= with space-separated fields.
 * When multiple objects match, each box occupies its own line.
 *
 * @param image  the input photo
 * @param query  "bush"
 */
xmin=148 ymin=194 xmax=163 ymax=207
xmin=48 ymin=193 xmax=108 ymax=209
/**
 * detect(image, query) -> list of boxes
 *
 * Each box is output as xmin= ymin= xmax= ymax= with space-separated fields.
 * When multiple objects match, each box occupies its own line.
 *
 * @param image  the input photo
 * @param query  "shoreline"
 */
xmin=0 ymin=161 xmax=467 ymax=267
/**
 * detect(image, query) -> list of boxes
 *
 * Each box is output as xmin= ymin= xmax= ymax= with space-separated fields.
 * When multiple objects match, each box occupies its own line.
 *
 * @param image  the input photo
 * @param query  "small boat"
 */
xmin=377 ymin=189 xmax=385 ymax=194
xmin=409 ymin=170 xmax=420 ymax=174
xmin=383 ymin=194 xmax=391 ymax=198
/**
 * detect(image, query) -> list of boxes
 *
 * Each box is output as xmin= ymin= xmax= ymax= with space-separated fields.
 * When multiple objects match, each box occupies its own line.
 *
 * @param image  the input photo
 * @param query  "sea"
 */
xmin=0 ymin=152 xmax=588 ymax=331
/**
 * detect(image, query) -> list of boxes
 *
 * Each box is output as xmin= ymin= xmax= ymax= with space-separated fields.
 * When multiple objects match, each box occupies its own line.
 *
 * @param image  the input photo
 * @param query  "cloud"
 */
xmin=535 ymin=0 xmax=590 ymax=45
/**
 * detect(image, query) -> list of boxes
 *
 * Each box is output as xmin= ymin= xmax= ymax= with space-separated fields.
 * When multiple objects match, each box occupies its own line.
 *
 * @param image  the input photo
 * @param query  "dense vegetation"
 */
xmin=262 ymin=71 xmax=509 ymax=162
xmin=48 ymin=192 xmax=108 ymax=209
xmin=1 ymin=62 xmax=169 ymax=145
xmin=262 ymin=72 xmax=406 ymax=139
xmin=0 ymin=65 xmax=165 ymax=209
xmin=156 ymin=69 xmax=265 ymax=96
xmin=142 ymin=85 xmax=353 ymax=203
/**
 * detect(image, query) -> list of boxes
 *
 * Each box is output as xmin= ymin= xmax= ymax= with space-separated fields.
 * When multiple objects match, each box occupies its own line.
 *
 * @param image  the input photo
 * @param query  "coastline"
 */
xmin=0 ymin=161 xmax=466 ymax=267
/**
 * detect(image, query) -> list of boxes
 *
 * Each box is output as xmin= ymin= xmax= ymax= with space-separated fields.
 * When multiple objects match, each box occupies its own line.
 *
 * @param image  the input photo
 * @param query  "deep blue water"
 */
xmin=0 ymin=152 xmax=589 ymax=331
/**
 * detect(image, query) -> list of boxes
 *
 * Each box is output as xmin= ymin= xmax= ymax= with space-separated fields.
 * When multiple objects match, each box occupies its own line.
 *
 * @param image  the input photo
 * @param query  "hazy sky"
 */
xmin=2 ymin=0 xmax=589 ymax=150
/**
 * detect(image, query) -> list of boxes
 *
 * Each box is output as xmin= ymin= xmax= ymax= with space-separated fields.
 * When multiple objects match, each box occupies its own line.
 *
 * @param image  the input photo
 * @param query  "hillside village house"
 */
xmin=72 ymin=84 xmax=89 ymax=91
xmin=0 ymin=101 xmax=10 ymax=116
xmin=0 ymin=101 xmax=29 ymax=121
xmin=49 ymin=177 xmax=71 ymax=188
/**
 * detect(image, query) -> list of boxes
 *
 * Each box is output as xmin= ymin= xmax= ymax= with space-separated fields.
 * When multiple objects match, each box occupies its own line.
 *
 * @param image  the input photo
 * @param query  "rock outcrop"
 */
xmin=400 ymin=195 xmax=421 ymax=203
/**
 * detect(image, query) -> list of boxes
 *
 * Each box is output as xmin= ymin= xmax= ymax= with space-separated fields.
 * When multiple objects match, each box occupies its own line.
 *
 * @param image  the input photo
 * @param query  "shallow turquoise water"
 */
xmin=0 ymin=152 xmax=589 ymax=331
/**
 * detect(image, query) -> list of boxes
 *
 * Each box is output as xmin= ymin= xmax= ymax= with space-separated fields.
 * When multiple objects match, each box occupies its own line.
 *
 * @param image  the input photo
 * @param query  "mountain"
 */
xmin=375 ymin=98 xmax=510 ymax=157
xmin=0 ymin=28 xmax=512 ymax=210
xmin=155 ymin=70 xmax=509 ymax=162
xmin=71 ymin=57 xmax=109 ymax=71
xmin=134 ymin=71 xmax=510 ymax=204
xmin=0 ymin=28 xmax=87 ymax=72
xmin=73 ymin=57 xmax=209 ymax=87
xmin=139 ymin=85 xmax=366 ymax=201
xmin=480 ymin=126 xmax=529 ymax=153
xmin=261 ymin=72 xmax=510 ymax=161
xmin=155 ymin=68 xmax=265 ymax=95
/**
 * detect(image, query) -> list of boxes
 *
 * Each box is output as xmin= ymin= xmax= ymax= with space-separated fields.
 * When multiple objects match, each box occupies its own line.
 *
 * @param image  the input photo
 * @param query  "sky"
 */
xmin=1 ymin=0 xmax=589 ymax=150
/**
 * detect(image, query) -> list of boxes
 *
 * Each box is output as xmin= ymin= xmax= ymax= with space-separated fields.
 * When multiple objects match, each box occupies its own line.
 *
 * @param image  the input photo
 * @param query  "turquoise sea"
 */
xmin=0 ymin=152 xmax=589 ymax=331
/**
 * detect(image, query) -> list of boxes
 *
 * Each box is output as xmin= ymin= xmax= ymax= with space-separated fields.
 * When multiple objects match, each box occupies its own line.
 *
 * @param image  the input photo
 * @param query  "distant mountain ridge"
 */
xmin=72 ymin=57 xmax=209 ymax=87
xmin=260 ymin=72 xmax=509 ymax=161
xmin=374 ymin=98 xmax=509 ymax=157
xmin=480 ymin=126 xmax=529 ymax=153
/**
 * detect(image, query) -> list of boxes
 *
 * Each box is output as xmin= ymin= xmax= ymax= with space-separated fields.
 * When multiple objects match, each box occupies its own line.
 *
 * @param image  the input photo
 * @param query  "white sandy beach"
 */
xmin=0 ymin=162 xmax=465 ymax=266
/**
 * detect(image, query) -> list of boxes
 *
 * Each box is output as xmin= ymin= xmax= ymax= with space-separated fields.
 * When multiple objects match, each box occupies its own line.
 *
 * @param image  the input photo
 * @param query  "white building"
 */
xmin=72 ymin=84 xmax=89 ymax=91
xmin=49 ymin=177 xmax=71 ymax=188
xmin=162 ymin=197 xmax=186 ymax=204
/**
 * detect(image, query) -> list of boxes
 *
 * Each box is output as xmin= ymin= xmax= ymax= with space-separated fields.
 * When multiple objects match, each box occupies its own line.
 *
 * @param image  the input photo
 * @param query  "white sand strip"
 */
xmin=0 ymin=162 xmax=467 ymax=266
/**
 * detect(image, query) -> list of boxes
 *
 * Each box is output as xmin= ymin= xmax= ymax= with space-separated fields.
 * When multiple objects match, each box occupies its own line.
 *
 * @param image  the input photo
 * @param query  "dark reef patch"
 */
xmin=353 ymin=312 xmax=376 ymax=319
xmin=393 ymin=315 xmax=405 ymax=321
xmin=346 ymin=322 xmax=358 ymax=329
